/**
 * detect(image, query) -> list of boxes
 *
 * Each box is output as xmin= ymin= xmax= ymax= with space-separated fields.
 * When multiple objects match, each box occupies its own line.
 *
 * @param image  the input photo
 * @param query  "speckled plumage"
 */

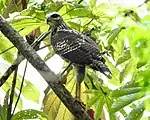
xmin=46 ymin=12 xmax=112 ymax=79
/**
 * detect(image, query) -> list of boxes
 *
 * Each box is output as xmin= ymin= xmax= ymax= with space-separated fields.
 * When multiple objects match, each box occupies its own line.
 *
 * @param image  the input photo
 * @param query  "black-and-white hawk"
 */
xmin=46 ymin=12 xmax=112 ymax=100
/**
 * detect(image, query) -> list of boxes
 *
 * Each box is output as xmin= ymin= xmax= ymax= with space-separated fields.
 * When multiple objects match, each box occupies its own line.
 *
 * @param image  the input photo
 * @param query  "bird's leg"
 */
xmin=75 ymin=65 xmax=85 ymax=101
xmin=59 ymin=62 xmax=73 ymax=84
xmin=44 ymin=62 xmax=73 ymax=95
xmin=60 ymin=62 xmax=73 ymax=76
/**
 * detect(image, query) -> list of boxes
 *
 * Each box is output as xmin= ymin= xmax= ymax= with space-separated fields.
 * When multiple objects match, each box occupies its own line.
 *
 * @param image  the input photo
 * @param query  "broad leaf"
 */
xmin=107 ymin=27 xmax=125 ymax=48
xmin=110 ymin=92 xmax=145 ymax=113
xmin=116 ymin=49 xmax=131 ymax=65
xmin=43 ymin=69 xmax=88 ymax=120
xmin=1 ymin=90 xmax=10 ymax=120
xmin=68 ymin=8 xmax=94 ymax=18
xmin=119 ymin=59 xmax=136 ymax=82
xmin=86 ymin=94 xmax=101 ymax=110
xmin=12 ymin=109 xmax=48 ymax=120
xmin=0 ymin=34 xmax=17 ymax=63
xmin=22 ymin=80 xmax=40 ymax=103
xmin=125 ymin=102 xmax=144 ymax=120
xmin=111 ymin=87 xmax=142 ymax=98
xmin=90 ymin=0 xmax=97 ymax=9
xmin=94 ymin=96 xmax=104 ymax=120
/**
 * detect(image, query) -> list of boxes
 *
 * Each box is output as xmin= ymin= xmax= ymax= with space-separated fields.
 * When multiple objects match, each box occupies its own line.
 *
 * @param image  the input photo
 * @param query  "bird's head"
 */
xmin=46 ymin=12 xmax=63 ymax=27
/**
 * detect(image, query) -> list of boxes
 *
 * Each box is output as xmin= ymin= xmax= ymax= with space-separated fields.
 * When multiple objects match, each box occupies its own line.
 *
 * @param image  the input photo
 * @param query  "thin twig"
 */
xmin=61 ymin=62 xmax=73 ymax=76
xmin=138 ymin=0 xmax=149 ymax=7
xmin=84 ymin=19 xmax=93 ymax=26
xmin=0 ymin=31 xmax=51 ymax=87
xmin=38 ymin=44 xmax=51 ymax=51
xmin=12 ymin=60 xmax=28 ymax=114
xmin=0 ymin=46 xmax=14 ymax=55
xmin=44 ymin=62 xmax=73 ymax=95
xmin=0 ymin=55 xmax=24 ymax=87
xmin=78 ymin=0 xmax=84 ymax=4
xmin=62 ymin=8 xmax=76 ymax=17
xmin=12 ymin=0 xmax=19 ymax=11
xmin=0 ymin=31 xmax=50 ymax=55
xmin=7 ymin=66 xmax=18 ymax=120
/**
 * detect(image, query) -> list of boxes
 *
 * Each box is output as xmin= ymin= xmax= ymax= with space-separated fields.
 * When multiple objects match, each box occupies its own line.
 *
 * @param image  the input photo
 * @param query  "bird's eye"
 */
xmin=51 ymin=14 xmax=60 ymax=18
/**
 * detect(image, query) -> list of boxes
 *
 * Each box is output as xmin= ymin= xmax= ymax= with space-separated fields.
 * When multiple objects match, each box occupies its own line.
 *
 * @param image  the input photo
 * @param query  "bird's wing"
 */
xmin=52 ymin=29 xmax=112 ymax=78
xmin=51 ymin=29 xmax=100 ymax=55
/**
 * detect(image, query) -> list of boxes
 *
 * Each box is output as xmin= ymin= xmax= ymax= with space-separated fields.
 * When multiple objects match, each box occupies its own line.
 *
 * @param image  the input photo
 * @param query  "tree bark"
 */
xmin=0 ymin=16 xmax=91 ymax=120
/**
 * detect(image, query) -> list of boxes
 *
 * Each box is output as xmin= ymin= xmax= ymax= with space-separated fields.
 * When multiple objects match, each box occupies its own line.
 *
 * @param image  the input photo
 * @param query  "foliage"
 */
xmin=0 ymin=0 xmax=150 ymax=120
xmin=0 ymin=90 xmax=48 ymax=120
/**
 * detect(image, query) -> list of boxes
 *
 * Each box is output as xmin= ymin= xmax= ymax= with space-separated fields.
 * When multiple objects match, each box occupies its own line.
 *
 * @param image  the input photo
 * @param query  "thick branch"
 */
xmin=0 ymin=31 xmax=50 ymax=87
xmin=0 ymin=55 xmax=23 ymax=87
xmin=0 ymin=16 xmax=91 ymax=120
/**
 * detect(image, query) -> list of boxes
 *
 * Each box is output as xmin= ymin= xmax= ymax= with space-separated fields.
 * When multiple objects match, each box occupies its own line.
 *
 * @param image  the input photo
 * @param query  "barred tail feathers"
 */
xmin=90 ymin=59 xmax=112 ymax=79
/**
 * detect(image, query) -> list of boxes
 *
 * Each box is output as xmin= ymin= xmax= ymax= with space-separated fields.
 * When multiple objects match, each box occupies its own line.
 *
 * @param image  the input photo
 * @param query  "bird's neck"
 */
xmin=51 ymin=22 xmax=71 ymax=36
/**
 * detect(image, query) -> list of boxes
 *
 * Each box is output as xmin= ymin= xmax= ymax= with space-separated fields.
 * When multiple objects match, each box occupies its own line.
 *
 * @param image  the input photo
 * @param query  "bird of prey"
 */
xmin=46 ymin=12 xmax=112 ymax=100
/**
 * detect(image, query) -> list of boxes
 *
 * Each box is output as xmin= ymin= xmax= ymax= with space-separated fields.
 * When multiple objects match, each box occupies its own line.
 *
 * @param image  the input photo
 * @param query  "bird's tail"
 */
xmin=90 ymin=59 xmax=112 ymax=79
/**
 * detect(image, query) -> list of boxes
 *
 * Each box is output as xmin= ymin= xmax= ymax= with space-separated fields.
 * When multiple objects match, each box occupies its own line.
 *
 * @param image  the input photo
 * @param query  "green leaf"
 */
xmin=46 ymin=2 xmax=64 ymax=13
xmin=0 ymin=105 xmax=3 ymax=120
xmin=109 ymin=113 xmax=116 ymax=120
xmin=19 ymin=24 xmax=41 ymax=36
xmin=22 ymin=80 xmax=40 ymax=103
xmin=44 ymin=46 xmax=55 ymax=61
xmin=0 ymin=0 xmax=5 ymax=13
xmin=120 ymin=109 xmax=127 ymax=117
xmin=144 ymin=95 xmax=150 ymax=111
xmin=105 ymin=57 xmax=120 ymax=78
xmin=1 ymin=72 xmax=40 ymax=104
xmin=104 ymin=57 xmax=121 ymax=85
xmin=0 ymin=0 xmax=10 ymax=14
xmin=0 ymin=34 xmax=17 ymax=63
xmin=67 ymin=21 xmax=81 ymax=31
xmin=1 ymin=90 xmax=10 ymax=120
xmin=116 ymin=49 xmax=131 ymax=65
xmin=107 ymin=27 xmax=125 ymax=48
xmin=85 ymin=89 xmax=103 ymax=95
xmin=119 ymin=59 xmax=136 ymax=82
xmin=94 ymin=96 xmax=104 ymax=120
xmin=111 ymin=87 xmax=142 ymax=98
xmin=92 ymin=2 xmax=116 ymax=20
xmin=43 ymin=69 xmax=88 ymax=120
xmin=43 ymin=69 xmax=78 ymax=120
xmin=68 ymin=8 xmax=94 ymax=18
xmin=127 ymin=25 xmax=150 ymax=65
xmin=130 ymin=11 xmax=141 ymax=23
xmin=87 ymin=95 xmax=101 ymax=110
xmin=58 ymin=2 xmax=74 ymax=16
xmin=110 ymin=92 xmax=145 ymax=113
xmin=12 ymin=109 xmax=49 ymax=120
xmin=1 ymin=79 xmax=23 ymax=110
xmin=105 ymin=96 xmax=113 ymax=110
xmin=90 ymin=0 xmax=97 ymax=9
xmin=43 ymin=91 xmax=62 ymax=119
xmin=8 ymin=16 xmax=43 ymax=36
xmin=125 ymin=102 xmax=144 ymax=120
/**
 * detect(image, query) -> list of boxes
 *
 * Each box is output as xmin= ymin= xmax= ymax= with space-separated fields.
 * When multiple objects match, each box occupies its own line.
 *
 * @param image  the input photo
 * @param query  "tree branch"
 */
xmin=0 ymin=55 xmax=23 ymax=87
xmin=0 ymin=31 xmax=50 ymax=87
xmin=12 ymin=60 xmax=28 ymax=114
xmin=7 ymin=66 xmax=18 ymax=120
xmin=0 ymin=16 xmax=91 ymax=120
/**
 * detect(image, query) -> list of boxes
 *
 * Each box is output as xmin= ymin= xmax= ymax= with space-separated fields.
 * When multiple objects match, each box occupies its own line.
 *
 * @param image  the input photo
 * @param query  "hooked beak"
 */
xmin=46 ymin=18 xmax=51 ymax=24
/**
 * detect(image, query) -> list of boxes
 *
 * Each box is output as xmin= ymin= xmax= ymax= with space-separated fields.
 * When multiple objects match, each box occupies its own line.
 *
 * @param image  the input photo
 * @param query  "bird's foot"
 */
xmin=74 ymin=98 xmax=85 ymax=108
